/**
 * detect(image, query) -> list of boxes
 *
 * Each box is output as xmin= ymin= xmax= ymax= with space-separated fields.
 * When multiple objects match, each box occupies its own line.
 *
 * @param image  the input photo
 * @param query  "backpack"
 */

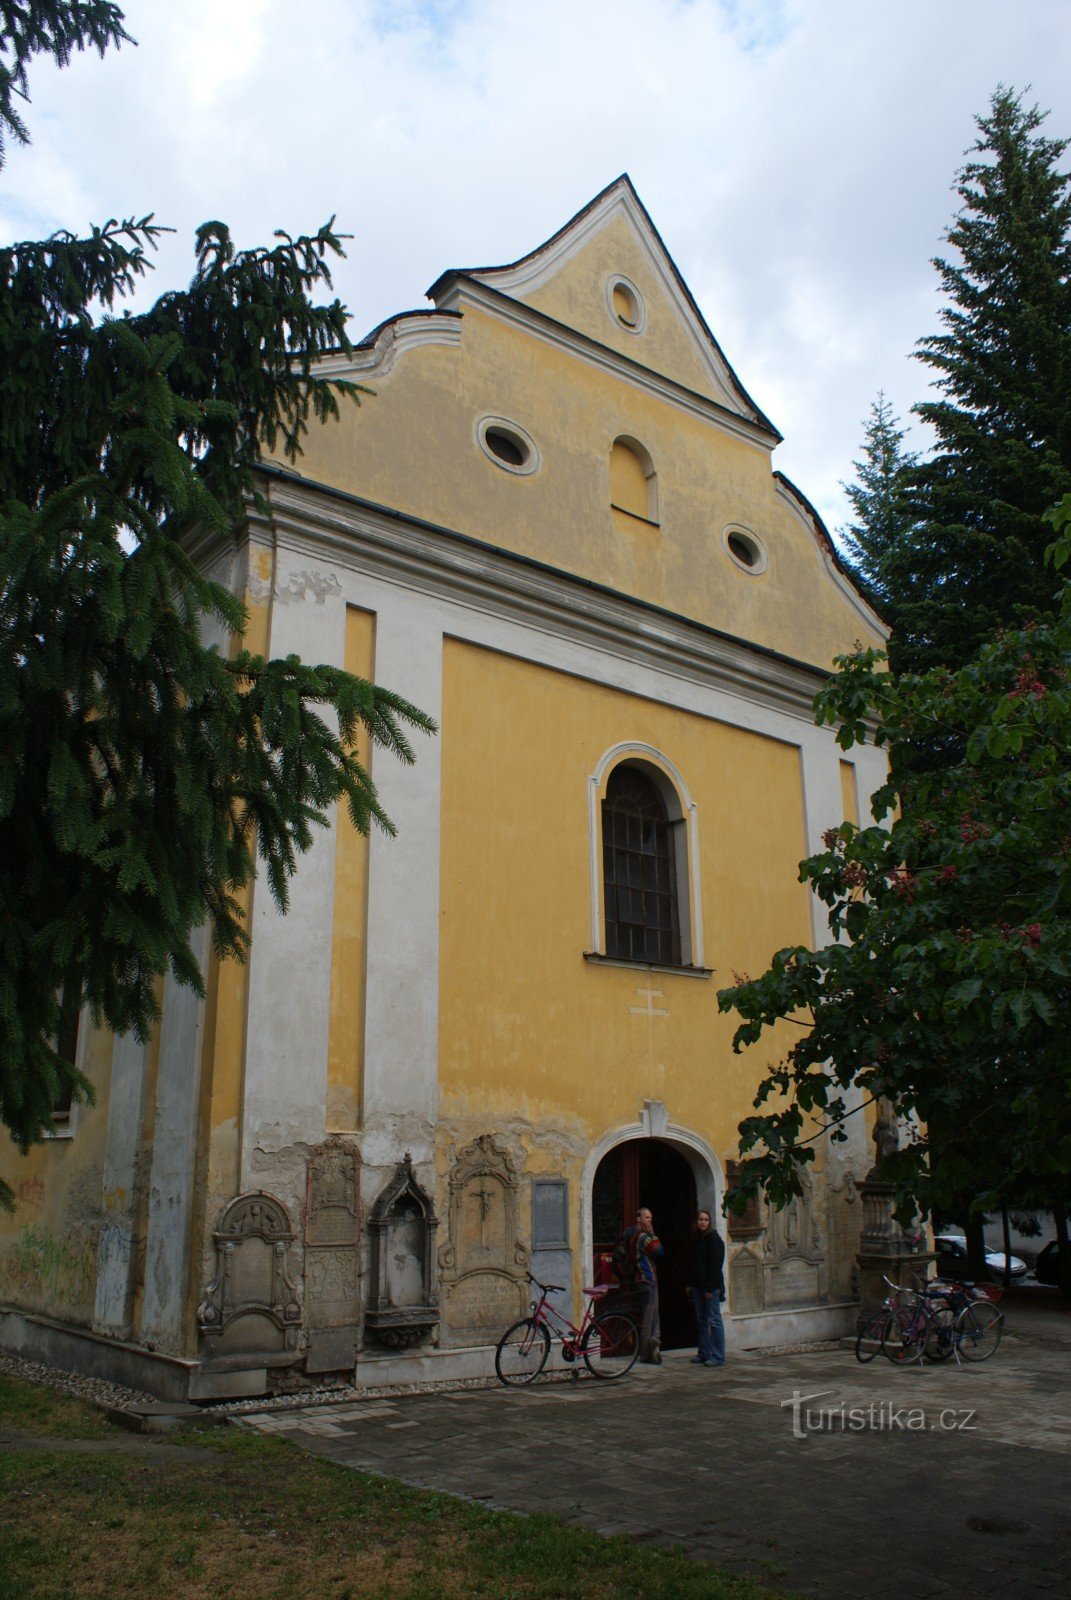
xmin=610 ymin=1230 xmax=639 ymax=1285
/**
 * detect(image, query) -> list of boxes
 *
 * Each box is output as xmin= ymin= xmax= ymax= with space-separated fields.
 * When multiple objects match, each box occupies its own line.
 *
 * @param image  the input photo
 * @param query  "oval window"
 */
xmin=476 ymin=416 xmax=540 ymax=476
xmin=486 ymin=428 xmax=527 ymax=467
xmin=723 ymin=527 xmax=767 ymax=574
xmin=606 ymin=274 xmax=646 ymax=335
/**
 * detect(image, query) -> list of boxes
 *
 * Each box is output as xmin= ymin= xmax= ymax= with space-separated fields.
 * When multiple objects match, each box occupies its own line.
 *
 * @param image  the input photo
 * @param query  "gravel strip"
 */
xmin=0 ymin=1351 xmax=157 ymax=1412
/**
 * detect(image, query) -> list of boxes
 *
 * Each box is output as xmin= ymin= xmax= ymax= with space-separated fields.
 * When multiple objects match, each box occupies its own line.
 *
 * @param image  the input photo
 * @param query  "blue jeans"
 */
xmin=691 ymin=1287 xmax=726 ymax=1365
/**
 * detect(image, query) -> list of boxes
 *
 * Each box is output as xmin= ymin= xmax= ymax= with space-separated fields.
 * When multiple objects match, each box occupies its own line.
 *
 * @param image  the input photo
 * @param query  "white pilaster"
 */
xmin=360 ymin=588 xmax=444 ymax=1169
xmin=140 ymin=923 xmax=209 ymax=1351
xmin=93 ymin=1031 xmax=148 ymax=1336
xmin=240 ymin=552 xmax=346 ymax=1184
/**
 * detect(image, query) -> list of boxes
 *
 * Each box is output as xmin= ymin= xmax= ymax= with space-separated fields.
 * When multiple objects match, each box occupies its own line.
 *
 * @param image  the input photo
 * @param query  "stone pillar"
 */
xmin=855 ymin=1100 xmax=934 ymax=1316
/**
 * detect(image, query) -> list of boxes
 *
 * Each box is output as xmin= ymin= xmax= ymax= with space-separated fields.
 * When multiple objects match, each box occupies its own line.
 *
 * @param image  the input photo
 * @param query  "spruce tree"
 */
xmin=0 ymin=4 xmax=435 ymax=1200
xmin=839 ymin=391 xmax=917 ymax=612
xmin=896 ymin=87 xmax=1071 ymax=676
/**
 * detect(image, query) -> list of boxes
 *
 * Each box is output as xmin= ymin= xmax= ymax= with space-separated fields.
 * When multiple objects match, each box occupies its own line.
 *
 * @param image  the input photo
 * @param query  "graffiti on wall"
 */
xmin=3 ymin=1223 xmax=95 ymax=1310
xmin=16 ymin=1177 xmax=45 ymax=1212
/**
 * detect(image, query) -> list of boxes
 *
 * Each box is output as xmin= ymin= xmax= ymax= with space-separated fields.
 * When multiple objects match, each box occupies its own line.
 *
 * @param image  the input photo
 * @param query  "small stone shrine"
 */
xmin=365 ymin=1153 xmax=439 ymax=1349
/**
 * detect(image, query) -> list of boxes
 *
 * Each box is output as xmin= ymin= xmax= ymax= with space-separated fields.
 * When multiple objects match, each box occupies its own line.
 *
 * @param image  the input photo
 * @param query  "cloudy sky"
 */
xmin=3 ymin=0 xmax=1070 ymax=535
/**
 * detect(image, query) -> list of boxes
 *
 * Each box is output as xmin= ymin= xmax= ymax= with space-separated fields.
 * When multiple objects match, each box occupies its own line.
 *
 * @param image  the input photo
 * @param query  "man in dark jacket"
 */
xmin=622 ymin=1206 xmax=665 ymax=1363
xmin=688 ymin=1208 xmax=726 ymax=1368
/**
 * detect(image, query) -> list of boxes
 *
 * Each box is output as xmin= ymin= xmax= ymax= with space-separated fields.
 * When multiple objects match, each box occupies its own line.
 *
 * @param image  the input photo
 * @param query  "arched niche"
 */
xmin=610 ymin=436 xmax=658 ymax=524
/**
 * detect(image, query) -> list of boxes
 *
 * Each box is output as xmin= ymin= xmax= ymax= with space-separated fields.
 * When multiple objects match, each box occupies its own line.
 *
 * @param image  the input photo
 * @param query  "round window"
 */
xmin=476 ymin=416 xmax=540 ymax=476
xmin=605 ymin=274 xmax=646 ymax=335
xmin=722 ymin=527 xmax=767 ymax=574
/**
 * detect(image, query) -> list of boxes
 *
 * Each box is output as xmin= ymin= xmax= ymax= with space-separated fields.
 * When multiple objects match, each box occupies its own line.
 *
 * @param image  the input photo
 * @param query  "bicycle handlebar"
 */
xmin=528 ymin=1273 xmax=566 ymax=1294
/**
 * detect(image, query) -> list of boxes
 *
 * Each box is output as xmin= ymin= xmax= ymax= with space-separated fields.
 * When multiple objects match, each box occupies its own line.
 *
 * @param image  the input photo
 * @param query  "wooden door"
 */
xmin=592 ymin=1139 xmax=698 ymax=1349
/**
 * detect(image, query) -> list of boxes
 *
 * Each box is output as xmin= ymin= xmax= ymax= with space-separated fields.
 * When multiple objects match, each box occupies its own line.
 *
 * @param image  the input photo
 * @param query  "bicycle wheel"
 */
xmin=854 ymin=1313 xmax=886 ymax=1363
xmin=923 ymin=1302 xmax=956 ymax=1363
xmin=881 ymin=1306 xmax=924 ymax=1364
xmin=581 ymin=1311 xmax=640 ymax=1379
xmin=956 ymin=1300 xmax=1003 ymax=1362
xmin=495 ymin=1318 xmax=550 ymax=1386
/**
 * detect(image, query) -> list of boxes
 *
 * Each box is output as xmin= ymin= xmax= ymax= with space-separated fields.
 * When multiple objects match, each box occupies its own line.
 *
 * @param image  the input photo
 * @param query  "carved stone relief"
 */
xmin=365 ymin=1153 xmax=439 ymax=1350
xmin=198 ymin=1191 xmax=301 ymax=1368
xmin=304 ymin=1141 xmax=361 ymax=1373
xmin=438 ymin=1135 xmax=528 ymax=1343
xmin=764 ymin=1171 xmax=826 ymax=1307
xmin=729 ymin=1244 xmax=764 ymax=1315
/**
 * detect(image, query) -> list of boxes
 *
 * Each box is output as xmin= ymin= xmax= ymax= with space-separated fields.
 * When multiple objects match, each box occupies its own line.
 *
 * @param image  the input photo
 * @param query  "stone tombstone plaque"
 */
xmin=307 ymin=1142 xmax=360 ymax=1247
xmin=365 ymin=1153 xmax=440 ymax=1350
xmin=763 ymin=1172 xmax=825 ymax=1308
xmin=198 ymin=1192 xmax=301 ymax=1367
xmin=530 ymin=1178 xmax=572 ymax=1323
xmin=304 ymin=1141 xmax=361 ymax=1373
xmin=766 ymin=1255 xmax=821 ymax=1308
xmin=532 ymin=1180 xmax=568 ymax=1249
xmin=439 ymin=1135 xmax=529 ymax=1343
xmin=729 ymin=1244 xmax=764 ymax=1315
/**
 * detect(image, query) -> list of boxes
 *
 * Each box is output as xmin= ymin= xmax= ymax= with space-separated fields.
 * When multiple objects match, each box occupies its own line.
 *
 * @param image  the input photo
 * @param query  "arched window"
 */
xmin=602 ymin=765 xmax=681 ymax=965
xmin=610 ymin=437 xmax=658 ymax=524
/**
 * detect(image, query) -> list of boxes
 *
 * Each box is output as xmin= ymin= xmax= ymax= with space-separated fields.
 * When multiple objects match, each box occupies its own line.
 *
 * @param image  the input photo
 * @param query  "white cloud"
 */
xmin=2 ymin=0 xmax=1069 ymax=534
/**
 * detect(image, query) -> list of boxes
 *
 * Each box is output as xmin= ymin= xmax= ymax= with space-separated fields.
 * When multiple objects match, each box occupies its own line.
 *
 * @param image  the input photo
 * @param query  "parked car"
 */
xmin=934 ymin=1233 xmax=1028 ymax=1281
xmin=1034 ymin=1241 xmax=1063 ymax=1286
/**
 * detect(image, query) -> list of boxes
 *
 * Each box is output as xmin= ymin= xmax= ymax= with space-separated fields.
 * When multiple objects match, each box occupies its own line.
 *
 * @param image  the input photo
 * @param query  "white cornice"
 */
xmin=435 ymin=280 xmax=774 ymax=455
xmin=316 ymin=311 xmax=462 ymax=383
xmin=199 ymin=475 xmax=834 ymax=727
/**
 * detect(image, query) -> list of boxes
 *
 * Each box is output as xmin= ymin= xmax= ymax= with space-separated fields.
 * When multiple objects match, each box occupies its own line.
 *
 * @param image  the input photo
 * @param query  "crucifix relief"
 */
xmin=469 ymin=1176 xmax=497 ymax=1253
xmin=629 ymin=986 xmax=669 ymax=1020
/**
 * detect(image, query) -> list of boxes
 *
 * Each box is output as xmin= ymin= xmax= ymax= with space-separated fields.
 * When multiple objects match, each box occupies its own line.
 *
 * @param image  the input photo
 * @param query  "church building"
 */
xmin=0 ymin=179 xmax=887 ymax=1399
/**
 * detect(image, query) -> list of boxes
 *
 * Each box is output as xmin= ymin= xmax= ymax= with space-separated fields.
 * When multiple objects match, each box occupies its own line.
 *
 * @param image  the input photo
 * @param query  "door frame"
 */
xmin=582 ymin=1121 xmax=722 ymax=1286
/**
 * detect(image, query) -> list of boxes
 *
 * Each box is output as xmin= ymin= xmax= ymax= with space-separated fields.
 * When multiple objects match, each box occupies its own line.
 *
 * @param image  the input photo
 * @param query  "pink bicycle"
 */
xmin=494 ymin=1273 xmax=641 ymax=1385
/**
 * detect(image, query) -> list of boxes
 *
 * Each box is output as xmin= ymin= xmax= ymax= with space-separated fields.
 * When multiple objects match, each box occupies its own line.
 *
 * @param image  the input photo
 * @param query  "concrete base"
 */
xmin=349 ymin=1306 xmax=857 ymax=1387
xmin=0 ymin=1306 xmax=269 ymax=1403
xmin=352 ymin=1342 xmax=497 ymax=1388
xmin=728 ymin=1301 xmax=857 ymax=1350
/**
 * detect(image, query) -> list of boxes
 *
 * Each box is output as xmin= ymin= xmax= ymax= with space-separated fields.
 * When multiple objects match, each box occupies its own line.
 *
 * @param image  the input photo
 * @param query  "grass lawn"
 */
xmin=0 ymin=1378 xmax=794 ymax=1600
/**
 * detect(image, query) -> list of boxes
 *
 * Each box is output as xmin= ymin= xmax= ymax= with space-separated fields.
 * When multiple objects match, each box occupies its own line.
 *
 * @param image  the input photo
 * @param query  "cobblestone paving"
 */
xmin=240 ymin=1327 xmax=1071 ymax=1598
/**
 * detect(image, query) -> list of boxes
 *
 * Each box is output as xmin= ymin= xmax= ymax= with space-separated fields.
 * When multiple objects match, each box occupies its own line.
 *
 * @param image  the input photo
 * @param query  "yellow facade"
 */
xmin=0 ymin=178 xmax=887 ymax=1396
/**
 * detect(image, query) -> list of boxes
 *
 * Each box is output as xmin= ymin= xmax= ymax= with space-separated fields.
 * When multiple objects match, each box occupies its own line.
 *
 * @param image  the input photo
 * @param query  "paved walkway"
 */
xmin=241 ymin=1303 xmax=1071 ymax=1598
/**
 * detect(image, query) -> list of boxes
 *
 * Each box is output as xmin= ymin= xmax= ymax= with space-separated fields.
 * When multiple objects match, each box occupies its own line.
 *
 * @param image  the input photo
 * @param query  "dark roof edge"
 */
xmin=774 ymin=470 xmax=889 ymax=629
xmin=351 ymin=306 xmax=463 ymax=352
xmin=256 ymin=462 xmax=832 ymax=685
xmin=427 ymin=174 xmax=779 ymax=440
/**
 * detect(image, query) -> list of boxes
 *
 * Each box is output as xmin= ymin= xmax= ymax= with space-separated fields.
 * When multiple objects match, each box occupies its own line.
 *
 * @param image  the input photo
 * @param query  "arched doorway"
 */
xmin=592 ymin=1138 xmax=698 ymax=1350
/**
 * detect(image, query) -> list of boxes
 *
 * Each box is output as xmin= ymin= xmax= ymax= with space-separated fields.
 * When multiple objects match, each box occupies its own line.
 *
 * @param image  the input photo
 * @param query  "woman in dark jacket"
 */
xmin=688 ymin=1209 xmax=726 ymax=1367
